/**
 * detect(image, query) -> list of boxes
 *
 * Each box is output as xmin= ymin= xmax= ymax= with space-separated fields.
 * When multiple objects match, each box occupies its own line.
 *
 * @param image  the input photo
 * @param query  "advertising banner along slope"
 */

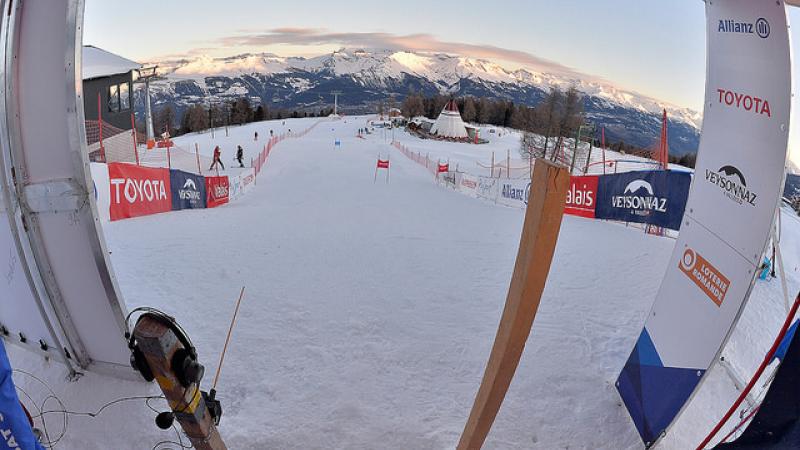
xmin=170 ymin=170 xmax=207 ymax=210
xmin=108 ymin=163 xmax=172 ymax=221
xmin=616 ymin=0 xmax=793 ymax=446
xmin=594 ymin=171 xmax=691 ymax=231
xmin=205 ymin=176 xmax=230 ymax=208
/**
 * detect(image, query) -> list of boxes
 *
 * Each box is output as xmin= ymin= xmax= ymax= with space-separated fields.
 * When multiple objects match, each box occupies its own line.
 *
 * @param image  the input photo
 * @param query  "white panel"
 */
xmin=0 ymin=211 xmax=54 ymax=349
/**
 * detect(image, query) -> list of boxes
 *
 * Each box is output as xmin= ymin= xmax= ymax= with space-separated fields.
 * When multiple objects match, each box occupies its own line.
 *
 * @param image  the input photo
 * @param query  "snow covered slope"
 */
xmin=6 ymin=116 xmax=797 ymax=449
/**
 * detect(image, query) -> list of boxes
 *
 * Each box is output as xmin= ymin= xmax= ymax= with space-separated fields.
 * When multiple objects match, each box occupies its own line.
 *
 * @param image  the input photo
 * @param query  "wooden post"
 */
xmin=133 ymin=316 xmax=228 ymax=450
xmin=506 ymin=150 xmax=510 ymax=179
xmin=195 ymin=143 xmax=202 ymax=174
xmin=457 ymin=159 xmax=570 ymax=450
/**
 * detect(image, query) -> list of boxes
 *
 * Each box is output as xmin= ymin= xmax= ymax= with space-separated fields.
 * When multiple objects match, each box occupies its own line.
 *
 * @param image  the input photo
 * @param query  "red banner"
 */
xmin=564 ymin=175 xmax=598 ymax=218
xmin=438 ymin=163 xmax=449 ymax=173
xmin=205 ymin=176 xmax=230 ymax=208
xmin=108 ymin=163 xmax=171 ymax=221
xmin=377 ymin=160 xmax=390 ymax=169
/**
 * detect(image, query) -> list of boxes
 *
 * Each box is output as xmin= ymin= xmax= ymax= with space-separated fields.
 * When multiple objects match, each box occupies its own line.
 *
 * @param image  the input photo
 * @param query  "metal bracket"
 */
xmin=22 ymin=179 xmax=87 ymax=214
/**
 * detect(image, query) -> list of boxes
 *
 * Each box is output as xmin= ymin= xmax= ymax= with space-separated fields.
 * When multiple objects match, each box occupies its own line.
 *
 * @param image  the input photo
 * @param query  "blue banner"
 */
xmin=0 ymin=340 xmax=44 ymax=450
xmin=595 ymin=171 xmax=691 ymax=231
xmin=169 ymin=170 xmax=206 ymax=211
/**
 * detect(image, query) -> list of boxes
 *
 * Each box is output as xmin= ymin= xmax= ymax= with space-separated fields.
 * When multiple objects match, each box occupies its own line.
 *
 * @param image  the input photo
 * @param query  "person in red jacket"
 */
xmin=210 ymin=145 xmax=225 ymax=171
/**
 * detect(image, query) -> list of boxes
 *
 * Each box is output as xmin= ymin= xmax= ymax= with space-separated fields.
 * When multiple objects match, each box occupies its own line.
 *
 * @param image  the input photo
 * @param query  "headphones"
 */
xmin=126 ymin=308 xmax=205 ymax=388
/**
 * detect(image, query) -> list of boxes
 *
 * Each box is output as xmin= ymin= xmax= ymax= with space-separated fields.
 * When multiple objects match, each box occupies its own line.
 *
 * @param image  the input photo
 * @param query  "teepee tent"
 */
xmin=431 ymin=99 xmax=469 ymax=139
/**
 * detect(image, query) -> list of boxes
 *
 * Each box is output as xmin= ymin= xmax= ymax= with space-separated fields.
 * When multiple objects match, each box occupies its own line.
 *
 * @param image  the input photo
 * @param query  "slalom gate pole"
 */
xmin=98 ymin=93 xmax=105 ymax=162
xmin=386 ymin=154 xmax=390 ymax=184
xmin=167 ymin=146 xmax=171 ymax=170
xmin=696 ymin=292 xmax=800 ymax=450
xmin=457 ymin=159 xmax=569 ymax=450
xmin=132 ymin=113 xmax=140 ymax=166
xmin=212 ymin=287 xmax=246 ymax=392
xmin=196 ymin=144 xmax=201 ymax=174
xmin=374 ymin=154 xmax=379 ymax=183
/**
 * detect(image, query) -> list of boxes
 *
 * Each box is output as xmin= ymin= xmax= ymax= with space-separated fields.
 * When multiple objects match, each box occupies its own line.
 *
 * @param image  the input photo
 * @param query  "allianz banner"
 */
xmin=205 ymin=176 xmax=230 ymax=208
xmin=170 ymin=170 xmax=206 ymax=210
xmin=595 ymin=171 xmax=691 ymax=231
xmin=108 ymin=163 xmax=172 ymax=221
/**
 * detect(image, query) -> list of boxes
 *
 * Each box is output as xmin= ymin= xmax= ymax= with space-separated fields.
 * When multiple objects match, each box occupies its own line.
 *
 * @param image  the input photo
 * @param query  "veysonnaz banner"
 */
xmin=595 ymin=171 xmax=691 ymax=231
xmin=169 ymin=170 xmax=207 ymax=210
xmin=616 ymin=1 xmax=793 ymax=447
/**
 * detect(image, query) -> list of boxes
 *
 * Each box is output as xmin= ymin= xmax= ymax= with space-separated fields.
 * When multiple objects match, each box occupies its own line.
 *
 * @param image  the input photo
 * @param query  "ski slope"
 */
xmin=7 ymin=116 xmax=800 ymax=449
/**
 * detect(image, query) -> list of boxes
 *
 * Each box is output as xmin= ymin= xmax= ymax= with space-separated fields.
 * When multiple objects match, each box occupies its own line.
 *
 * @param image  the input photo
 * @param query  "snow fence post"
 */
xmin=133 ymin=315 xmax=228 ymax=450
xmin=457 ymin=159 xmax=570 ymax=450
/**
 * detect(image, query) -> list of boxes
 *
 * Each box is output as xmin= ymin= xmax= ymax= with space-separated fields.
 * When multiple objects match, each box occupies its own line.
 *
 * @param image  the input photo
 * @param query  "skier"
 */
xmin=210 ymin=145 xmax=225 ymax=171
xmin=236 ymin=145 xmax=245 ymax=168
xmin=270 ymin=130 xmax=274 ymax=137
xmin=254 ymin=131 xmax=259 ymax=141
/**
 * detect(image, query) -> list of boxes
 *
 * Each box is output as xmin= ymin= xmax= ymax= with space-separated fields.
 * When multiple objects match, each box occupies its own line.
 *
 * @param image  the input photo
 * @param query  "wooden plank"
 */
xmin=457 ymin=159 xmax=570 ymax=450
xmin=134 ymin=315 xmax=228 ymax=450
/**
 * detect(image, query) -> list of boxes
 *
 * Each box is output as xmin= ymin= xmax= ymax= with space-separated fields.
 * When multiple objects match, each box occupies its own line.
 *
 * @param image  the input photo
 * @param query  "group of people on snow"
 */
xmin=209 ymin=144 xmax=246 ymax=171
xmin=207 ymin=128 xmax=279 ymax=171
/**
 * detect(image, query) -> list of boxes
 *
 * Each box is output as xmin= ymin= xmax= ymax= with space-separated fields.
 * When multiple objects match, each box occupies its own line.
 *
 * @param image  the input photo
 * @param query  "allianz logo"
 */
xmin=611 ymin=180 xmax=667 ymax=214
xmin=705 ymin=165 xmax=757 ymax=207
xmin=501 ymin=183 xmax=531 ymax=204
xmin=718 ymin=18 xmax=770 ymax=39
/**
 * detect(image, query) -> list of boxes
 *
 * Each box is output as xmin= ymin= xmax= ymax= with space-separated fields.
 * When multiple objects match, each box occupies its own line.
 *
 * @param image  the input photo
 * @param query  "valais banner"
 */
xmin=616 ymin=1 xmax=792 ymax=446
xmin=205 ymin=176 xmax=230 ymax=208
xmin=108 ymin=163 xmax=171 ymax=221
xmin=565 ymin=175 xmax=599 ymax=218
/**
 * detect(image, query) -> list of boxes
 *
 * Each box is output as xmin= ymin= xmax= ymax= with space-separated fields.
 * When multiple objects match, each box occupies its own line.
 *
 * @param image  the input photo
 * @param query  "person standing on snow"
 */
xmin=254 ymin=131 xmax=259 ymax=141
xmin=210 ymin=145 xmax=225 ymax=171
xmin=236 ymin=145 xmax=245 ymax=168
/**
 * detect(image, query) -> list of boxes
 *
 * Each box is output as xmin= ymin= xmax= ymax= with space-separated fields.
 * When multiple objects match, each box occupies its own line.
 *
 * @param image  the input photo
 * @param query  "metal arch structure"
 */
xmin=0 ymin=0 xmax=132 ymax=378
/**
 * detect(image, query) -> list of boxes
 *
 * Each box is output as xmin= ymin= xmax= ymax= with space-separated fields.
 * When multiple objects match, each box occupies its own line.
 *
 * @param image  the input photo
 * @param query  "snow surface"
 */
xmin=82 ymin=45 xmax=141 ymax=80
xmin=7 ymin=116 xmax=800 ymax=449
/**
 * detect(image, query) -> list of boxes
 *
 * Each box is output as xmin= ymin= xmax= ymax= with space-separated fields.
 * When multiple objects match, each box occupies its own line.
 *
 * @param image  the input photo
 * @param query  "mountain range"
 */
xmin=141 ymin=48 xmax=702 ymax=156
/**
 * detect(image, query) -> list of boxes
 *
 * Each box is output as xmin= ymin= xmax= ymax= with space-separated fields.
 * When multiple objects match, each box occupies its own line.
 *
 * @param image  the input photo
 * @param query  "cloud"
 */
xmin=216 ymin=27 xmax=582 ymax=77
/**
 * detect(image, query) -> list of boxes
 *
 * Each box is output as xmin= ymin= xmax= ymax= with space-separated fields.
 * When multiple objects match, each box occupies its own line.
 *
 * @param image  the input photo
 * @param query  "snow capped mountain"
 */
xmin=143 ymin=48 xmax=702 ymax=154
xmin=155 ymin=49 xmax=700 ymax=127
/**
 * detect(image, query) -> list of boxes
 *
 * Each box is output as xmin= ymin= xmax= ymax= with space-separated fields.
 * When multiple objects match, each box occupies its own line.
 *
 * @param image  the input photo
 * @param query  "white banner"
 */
xmin=457 ymin=173 xmax=480 ymax=198
xmin=476 ymin=176 xmax=499 ymax=203
xmin=616 ymin=1 xmax=793 ymax=446
xmin=91 ymin=163 xmax=110 ymax=222
xmin=495 ymin=179 xmax=532 ymax=208
xmin=233 ymin=168 xmax=256 ymax=201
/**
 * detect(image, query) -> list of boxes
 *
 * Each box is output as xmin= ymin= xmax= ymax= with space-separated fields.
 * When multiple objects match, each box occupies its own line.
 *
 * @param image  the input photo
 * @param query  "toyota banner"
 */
xmin=108 ymin=163 xmax=172 ymax=221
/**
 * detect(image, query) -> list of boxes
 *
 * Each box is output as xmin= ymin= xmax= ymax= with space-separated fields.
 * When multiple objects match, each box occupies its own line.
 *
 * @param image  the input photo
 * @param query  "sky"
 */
xmin=85 ymin=0 xmax=711 ymax=109
xmin=83 ymin=0 xmax=800 ymax=118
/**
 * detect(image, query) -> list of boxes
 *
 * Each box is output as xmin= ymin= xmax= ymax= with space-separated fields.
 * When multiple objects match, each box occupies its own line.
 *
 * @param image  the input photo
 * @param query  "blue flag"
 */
xmin=0 ymin=340 xmax=44 ymax=450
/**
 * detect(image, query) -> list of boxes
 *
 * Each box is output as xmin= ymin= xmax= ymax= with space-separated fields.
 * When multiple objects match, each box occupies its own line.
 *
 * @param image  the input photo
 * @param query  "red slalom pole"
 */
xmin=696 ymin=292 xmax=800 ymax=449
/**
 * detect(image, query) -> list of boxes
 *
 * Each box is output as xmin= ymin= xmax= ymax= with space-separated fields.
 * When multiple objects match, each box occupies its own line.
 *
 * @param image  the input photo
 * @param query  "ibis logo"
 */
xmin=718 ymin=18 xmax=770 ymax=38
xmin=611 ymin=180 xmax=667 ymax=215
xmin=705 ymin=165 xmax=757 ymax=207
xmin=679 ymin=248 xmax=730 ymax=307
